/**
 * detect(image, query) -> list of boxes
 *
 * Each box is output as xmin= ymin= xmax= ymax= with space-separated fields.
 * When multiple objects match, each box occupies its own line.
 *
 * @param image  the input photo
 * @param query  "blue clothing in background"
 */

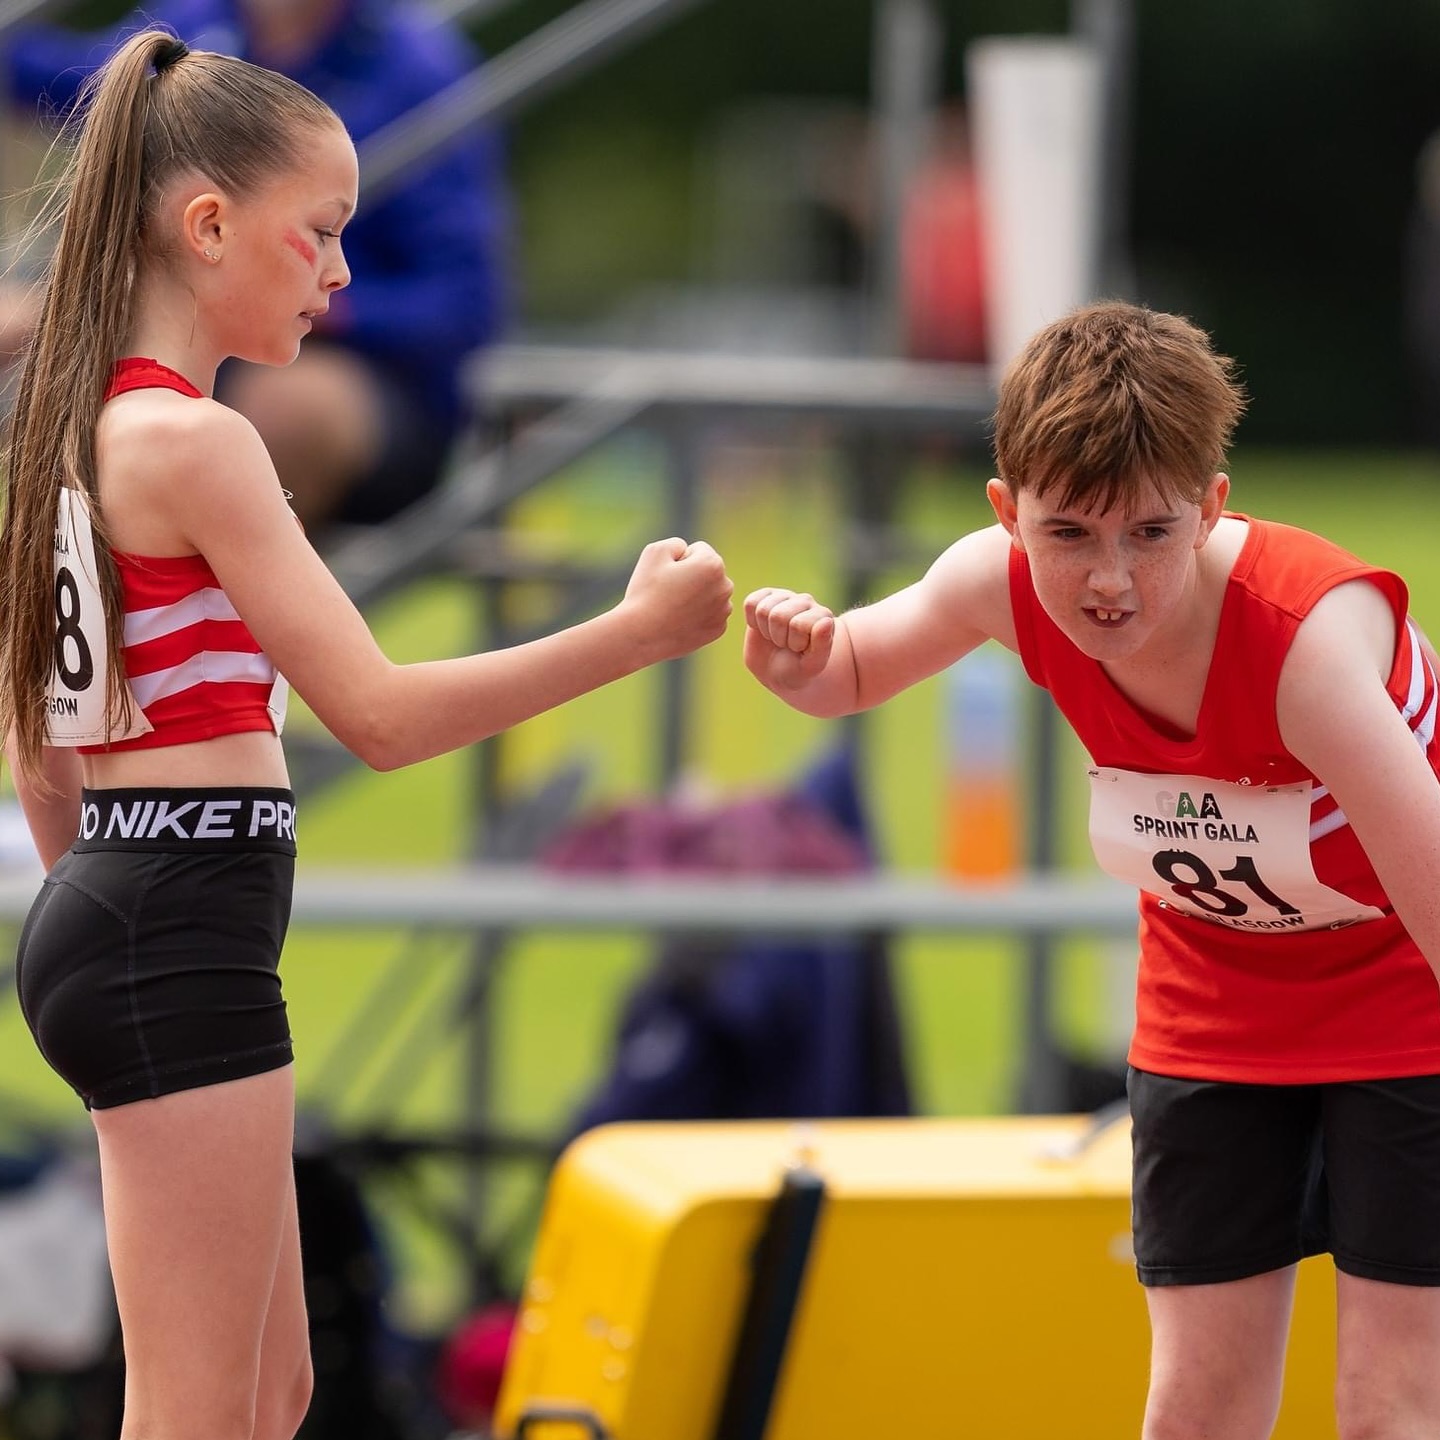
xmin=5 ymin=0 xmax=509 ymax=427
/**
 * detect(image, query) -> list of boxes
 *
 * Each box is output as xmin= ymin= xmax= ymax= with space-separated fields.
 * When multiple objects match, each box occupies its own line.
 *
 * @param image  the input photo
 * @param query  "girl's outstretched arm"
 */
xmin=118 ymin=400 xmax=732 ymax=771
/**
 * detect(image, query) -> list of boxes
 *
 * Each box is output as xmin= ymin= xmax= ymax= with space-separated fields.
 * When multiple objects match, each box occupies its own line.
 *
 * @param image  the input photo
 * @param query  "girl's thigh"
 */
xmin=91 ymin=1066 xmax=298 ymax=1426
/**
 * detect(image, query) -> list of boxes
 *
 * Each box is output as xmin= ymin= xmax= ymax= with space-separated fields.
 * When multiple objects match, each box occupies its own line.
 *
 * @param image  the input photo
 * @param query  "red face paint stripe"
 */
xmin=282 ymin=229 xmax=318 ymax=266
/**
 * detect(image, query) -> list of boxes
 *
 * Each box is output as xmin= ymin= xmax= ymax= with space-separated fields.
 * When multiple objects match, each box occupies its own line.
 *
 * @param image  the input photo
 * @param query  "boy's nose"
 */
xmin=1088 ymin=557 xmax=1130 ymax=597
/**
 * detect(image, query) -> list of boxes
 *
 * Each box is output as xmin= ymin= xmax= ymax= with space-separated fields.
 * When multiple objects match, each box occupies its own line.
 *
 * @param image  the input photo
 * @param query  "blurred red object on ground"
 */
xmin=436 ymin=1300 xmax=519 ymax=1429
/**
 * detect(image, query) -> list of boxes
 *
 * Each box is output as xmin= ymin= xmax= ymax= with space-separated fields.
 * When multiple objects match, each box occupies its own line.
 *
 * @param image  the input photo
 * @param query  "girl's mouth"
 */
xmin=1085 ymin=607 xmax=1130 ymax=626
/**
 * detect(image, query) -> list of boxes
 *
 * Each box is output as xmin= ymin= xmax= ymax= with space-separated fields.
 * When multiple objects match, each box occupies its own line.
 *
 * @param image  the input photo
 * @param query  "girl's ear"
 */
xmin=180 ymin=190 xmax=226 ymax=264
xmin=987 ymin=478 xmax=1023 ymax=546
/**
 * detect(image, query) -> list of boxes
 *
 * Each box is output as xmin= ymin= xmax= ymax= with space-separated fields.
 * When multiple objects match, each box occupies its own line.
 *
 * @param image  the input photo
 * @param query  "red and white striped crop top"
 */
xmin=75 ymin=358 xmax=286 ymax=754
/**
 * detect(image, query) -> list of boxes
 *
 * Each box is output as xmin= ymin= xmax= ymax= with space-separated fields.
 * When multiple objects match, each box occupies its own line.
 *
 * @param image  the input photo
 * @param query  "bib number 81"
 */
xmin=1152 ymin=849 xmax=1300 ymax=918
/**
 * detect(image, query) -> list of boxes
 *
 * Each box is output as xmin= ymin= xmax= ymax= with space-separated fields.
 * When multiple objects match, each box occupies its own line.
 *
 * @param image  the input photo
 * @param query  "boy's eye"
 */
xmin=1136 ymin=525 xmax=1170 ymax=541
xmin=1050 ymin=526 xmax=1085 ymax=541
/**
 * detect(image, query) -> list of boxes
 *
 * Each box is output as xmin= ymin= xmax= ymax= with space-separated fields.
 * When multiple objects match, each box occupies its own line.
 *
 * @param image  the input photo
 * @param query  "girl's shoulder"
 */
xmin=96 ymin=394 xmax=275 ymax=554
xmin=98 ymin=388 xmax=256 ymax=465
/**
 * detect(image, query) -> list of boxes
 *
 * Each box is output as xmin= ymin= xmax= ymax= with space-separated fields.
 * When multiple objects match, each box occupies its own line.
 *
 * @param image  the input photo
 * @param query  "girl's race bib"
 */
xmin=44 ymin=488 xmax=151 ymax=746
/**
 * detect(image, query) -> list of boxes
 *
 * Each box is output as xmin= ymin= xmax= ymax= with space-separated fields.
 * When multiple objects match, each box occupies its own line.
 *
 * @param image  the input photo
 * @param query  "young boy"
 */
xmin=744 ymin=300 xmax=1440 ymax=1439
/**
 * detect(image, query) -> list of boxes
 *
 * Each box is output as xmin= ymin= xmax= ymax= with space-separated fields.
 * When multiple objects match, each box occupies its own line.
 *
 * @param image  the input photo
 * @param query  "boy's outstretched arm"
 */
xmin=743 ymin=523 xmax=1017 ymax=718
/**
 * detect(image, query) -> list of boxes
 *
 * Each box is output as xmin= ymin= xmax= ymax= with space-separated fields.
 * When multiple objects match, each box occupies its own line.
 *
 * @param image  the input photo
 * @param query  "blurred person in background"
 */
xmin=1404 ymin=127 xmax=1440 ymax=449
xmin=4 ymin=0 xmax=510 ymax=534
xmin=901 ymin=104 xmax=987 ymax=365
xmin=0 ymin=282 xmax=37 ymax=362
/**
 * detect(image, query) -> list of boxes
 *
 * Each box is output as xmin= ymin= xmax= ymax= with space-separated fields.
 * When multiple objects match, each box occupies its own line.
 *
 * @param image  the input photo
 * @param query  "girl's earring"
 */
xmin=203 ymin=248 xmax=218 ymax=261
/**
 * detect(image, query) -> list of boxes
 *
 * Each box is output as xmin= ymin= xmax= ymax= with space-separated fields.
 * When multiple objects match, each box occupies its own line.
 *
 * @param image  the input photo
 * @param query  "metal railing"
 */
xmin=0 ymin=0 xmax=74 ymax=39
xmin=360 ymin=0 xmax=711 ymax=204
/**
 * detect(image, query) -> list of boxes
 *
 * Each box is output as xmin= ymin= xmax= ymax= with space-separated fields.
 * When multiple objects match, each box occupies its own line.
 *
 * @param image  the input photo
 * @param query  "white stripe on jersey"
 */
xmin=1401 ymin=620 xmax=1438 ymax=749
xmin=1309 ymin=808 xmax=1350 ymax=843
xmin=123 ymin=587 xmax=242 ymax=647
xmin=1407 ymin=623 xmax=1439 ymax=748
xmin=128 ymin=650 xmax=277 ymax=709
xmin=1403 ymin=619 xmax=1428 ymax=721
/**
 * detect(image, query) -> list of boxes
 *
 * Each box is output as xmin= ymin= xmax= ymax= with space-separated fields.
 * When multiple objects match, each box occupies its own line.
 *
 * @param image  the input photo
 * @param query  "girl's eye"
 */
xmin=1050 ymin=527 xmax=1085 ymax=541
xmin=316 ymin=228 xmax=338 ymax=242
xmin=1136 ymin=526 xmax=1170 ymax=541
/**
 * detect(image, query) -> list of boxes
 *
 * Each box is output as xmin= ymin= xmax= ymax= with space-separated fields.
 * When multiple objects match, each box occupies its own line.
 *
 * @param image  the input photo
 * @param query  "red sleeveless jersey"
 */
xmin=76 ymin=359 xmax=283 ymax=754
xmin=1010 ymin=514 xmax=1440 ymax=1083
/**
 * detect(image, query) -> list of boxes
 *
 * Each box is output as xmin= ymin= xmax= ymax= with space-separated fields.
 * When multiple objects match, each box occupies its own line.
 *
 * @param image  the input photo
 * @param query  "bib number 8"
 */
xmin=1152 ymin=849 xmax=1300 ymax=918
xmin=54 ymin=565 xmax=95 ymax=692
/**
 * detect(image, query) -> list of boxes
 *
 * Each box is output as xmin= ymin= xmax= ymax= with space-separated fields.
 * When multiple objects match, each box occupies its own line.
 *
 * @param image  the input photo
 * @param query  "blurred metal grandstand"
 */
xmin=0 ymin=0 xmax=1138 ymax=1124
xmin=305 ymin=0 xmax=1136 ymax=1126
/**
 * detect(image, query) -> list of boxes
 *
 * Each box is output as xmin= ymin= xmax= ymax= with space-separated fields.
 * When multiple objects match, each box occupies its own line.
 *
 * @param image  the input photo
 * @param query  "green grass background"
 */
xmin=3 ymin=444 xmax=1439 ymax=1322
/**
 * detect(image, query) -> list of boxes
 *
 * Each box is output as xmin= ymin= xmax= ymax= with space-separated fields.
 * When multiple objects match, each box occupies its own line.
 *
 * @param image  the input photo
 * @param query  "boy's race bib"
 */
xmin=1088 ymin=766 xmax=1384 ymax=933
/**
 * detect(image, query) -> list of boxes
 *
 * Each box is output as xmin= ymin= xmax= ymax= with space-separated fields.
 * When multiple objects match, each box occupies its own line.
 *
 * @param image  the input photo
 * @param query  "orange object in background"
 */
xmin=942 ymin=645 xmax=1022 ymax=880
xmin=943 ymin=773 xmax=1020 ymax=879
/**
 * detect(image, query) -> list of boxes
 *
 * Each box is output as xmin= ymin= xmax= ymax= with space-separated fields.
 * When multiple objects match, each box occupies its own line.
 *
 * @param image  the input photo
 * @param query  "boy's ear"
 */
xmin=986 ymin=478 xmax=1022 ymax=544
xmin=1195 ymin=472 xmax=1230 ymax=545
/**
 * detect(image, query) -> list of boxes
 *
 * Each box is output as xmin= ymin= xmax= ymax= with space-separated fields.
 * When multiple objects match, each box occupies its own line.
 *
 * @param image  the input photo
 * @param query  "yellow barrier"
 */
xmin=496 ymin=1117 xmax=1338 ymax=1439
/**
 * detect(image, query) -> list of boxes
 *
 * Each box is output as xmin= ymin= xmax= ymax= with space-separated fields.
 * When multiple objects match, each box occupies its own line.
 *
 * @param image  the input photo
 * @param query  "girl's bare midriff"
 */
xmin=83 ymin=729 xmax=290 ymax=792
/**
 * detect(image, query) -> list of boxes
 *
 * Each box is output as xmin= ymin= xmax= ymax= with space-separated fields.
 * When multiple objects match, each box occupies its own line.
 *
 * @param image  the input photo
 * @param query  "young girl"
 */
xmin=745 ymin=302 xmax=1440 ymax=1439
xmin=0 ymin=30 xmax=731 ymax=1440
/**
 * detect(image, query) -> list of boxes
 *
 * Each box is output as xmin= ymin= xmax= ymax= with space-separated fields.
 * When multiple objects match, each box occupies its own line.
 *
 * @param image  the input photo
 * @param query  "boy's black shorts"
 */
xmin=14 ymin=789 xmax=297 ymax=1111
xmin=1129 ymin=1065 xmax=1440 ymax=1287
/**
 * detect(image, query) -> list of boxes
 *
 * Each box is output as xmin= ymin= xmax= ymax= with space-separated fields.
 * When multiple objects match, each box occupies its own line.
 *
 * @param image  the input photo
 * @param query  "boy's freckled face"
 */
xmin=1004 ymin=478 xmax=1218 ymax=664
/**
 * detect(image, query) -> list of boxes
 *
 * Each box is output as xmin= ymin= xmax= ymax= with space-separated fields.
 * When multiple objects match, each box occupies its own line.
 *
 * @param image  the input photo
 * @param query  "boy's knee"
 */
xmin=1143 ymin=1388 xmax=1281 ymax=1440
xmin=1335 ymin=1375 xmax=1432 ymax=1440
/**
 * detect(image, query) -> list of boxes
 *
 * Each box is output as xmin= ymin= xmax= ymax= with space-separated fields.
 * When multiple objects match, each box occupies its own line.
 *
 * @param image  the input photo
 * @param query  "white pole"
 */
xmin=966 ymin=36 xmax=1104 ymax=373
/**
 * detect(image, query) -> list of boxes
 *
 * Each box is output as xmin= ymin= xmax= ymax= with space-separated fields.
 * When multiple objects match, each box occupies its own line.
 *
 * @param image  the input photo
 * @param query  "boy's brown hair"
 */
xmin=992 ymin=301 xmax=1247 ymax=512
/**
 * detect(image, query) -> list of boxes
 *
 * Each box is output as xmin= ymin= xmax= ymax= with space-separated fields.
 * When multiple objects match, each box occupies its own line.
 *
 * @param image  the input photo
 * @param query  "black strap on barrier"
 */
xmin=710 ymin=1162 xmax=827 ymax=1440
xmin=514 ymin=1403 xmax=612 ymax=1437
